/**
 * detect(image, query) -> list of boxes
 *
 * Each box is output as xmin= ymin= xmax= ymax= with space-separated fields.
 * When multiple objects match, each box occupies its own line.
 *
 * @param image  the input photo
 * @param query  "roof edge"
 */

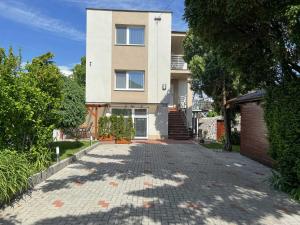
xmin=86 ymin=8 xmax=172 ymax=14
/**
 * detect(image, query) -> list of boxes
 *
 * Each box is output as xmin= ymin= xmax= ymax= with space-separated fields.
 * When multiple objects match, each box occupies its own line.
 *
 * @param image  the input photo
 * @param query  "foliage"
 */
xmin=98 ymin=115 xmax=135 ymax=141
xmin=115 ymin=115 xmax=125 ymax=140
xmin=110 ymin=115 xmax=119 ymax=137
xmin=0 ymin=150 xmax=31 ymax=205
xmin=58 ymin=76 xmax=86 ymax=131
xmin=124 ymin=117 xmax=135 ymax=141
xmin=0 ymin=48 xmax=63 ymax=151
xmin=207 ymin=111 xmax=218 ymax=117
xmin=98 ymin=116 xmax=111 ymax=137
xmin=184 ymin=1 xmax=300 ymax=86
xmin=264 ymin=79 xmax=300 ymax=200
xmin=73 ymin=56 xmax=86 ymax=87
xmin=0 ymin=47 xmax=64 ymax=204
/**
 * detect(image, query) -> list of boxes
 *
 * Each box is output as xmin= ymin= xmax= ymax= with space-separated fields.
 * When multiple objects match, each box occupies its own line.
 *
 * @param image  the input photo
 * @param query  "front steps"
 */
xmin=168 ymin=110 xmax=190 ymax=140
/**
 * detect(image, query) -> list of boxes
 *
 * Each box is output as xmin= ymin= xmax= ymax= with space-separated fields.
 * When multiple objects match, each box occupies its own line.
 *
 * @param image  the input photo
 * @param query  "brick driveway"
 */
xmin=1 ymin=143 xmax=300 ymax=225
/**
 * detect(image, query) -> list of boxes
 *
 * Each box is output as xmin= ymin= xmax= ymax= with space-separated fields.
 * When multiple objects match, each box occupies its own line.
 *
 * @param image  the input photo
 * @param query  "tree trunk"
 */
xmin=223 ymin=81 xmax=232 ymax=151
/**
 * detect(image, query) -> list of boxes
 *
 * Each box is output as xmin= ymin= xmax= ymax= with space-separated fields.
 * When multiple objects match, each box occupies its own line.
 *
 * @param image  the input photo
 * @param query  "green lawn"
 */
xmin=51 ymin=141 xmax=97 ymax=161
xmin=202 ymin=142 xmax=240 ymax=152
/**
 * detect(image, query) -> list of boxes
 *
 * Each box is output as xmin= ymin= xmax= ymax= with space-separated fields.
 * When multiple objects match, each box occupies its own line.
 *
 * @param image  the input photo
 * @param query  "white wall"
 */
xmin=86 ymin=10 xmax=112 ymax=103
xmin=148 ymin=105 xmax=168 ymax=138
xmin=148 ymin=13 xmax=171 ymax=104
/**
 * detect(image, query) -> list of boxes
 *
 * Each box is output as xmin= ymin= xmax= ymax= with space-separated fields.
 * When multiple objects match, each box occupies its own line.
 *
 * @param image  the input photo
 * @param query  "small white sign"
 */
xmin=56 ymin=146 xmax=60 ymax=155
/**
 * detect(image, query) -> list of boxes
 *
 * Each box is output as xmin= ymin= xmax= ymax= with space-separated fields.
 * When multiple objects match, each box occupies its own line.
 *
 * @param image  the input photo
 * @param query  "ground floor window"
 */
xmin=111 ymin=108 xmax=148 ymax=138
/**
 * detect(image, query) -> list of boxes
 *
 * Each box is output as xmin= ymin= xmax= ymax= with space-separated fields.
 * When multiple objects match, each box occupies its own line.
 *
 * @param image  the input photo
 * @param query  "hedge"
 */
xmin=264 ymin=79 xmax=300 ymax=200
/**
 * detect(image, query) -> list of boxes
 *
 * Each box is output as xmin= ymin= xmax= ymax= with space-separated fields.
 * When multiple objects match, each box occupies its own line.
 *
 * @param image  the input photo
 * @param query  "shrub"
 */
xmin=0 ymin=150 xmax=31 ymax=205
xmin=124 ymin=117 xmax=135 ymax=141
xmin=207 ymin=111 xmax=218 ymax=117
xmin=98 ymin=116 xmax=111 ymax=137
xmin=264 ymin=79 xmax=300 ymax=200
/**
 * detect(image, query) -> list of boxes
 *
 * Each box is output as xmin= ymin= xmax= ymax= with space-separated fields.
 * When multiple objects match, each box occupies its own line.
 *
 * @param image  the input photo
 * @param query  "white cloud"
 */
xmin=0 ymin=1 xmax=85 ymax=42
xmin=59 ymin=66 xmax=73 ymax=77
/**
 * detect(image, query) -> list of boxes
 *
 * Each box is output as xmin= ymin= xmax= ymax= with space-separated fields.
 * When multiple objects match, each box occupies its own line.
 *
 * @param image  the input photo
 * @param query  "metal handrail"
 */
xmin=171 ymin=55 xmax=188 ymax=70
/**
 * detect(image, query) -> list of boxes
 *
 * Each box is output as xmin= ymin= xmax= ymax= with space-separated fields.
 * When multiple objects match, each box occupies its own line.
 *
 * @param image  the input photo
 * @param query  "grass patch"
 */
xmin=51 ymin=141 xmax=97 ymax=161
xmin=202 ymin=143 xmax=240 ymax=152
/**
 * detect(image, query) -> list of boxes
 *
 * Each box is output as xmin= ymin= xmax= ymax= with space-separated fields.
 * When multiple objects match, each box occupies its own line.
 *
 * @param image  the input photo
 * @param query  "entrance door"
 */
xmin=133 ymin=109 xmax=148 ymax=139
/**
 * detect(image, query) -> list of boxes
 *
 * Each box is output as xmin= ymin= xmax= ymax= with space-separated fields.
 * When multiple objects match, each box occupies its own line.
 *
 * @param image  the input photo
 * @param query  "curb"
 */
xmin=29 ymin=142 xmax=101 ymax=187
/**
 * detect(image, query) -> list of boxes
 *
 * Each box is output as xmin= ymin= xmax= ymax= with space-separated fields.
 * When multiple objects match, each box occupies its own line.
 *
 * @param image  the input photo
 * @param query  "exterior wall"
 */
xmin=198 ymin=116 xmax=223 ymax=140
xmin=148 ymin=104 xmax=168 ymax=139
xmin=111 ymin=11 xmax=148 ymax=103
xmin=86 ymin=10 xmax=112 ymax=103
xmin=148 ymin=13 xmax=171 ymax=104
xmin=240 ymin=102 xmax=272 ymax=166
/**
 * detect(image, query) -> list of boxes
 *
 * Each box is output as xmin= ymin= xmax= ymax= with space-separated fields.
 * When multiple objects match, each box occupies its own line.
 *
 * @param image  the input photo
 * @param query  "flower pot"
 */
xmin=98 ymin=135 xmax=114 ymax=141
xmin=115 ymin=138 xmax=131 ymax=144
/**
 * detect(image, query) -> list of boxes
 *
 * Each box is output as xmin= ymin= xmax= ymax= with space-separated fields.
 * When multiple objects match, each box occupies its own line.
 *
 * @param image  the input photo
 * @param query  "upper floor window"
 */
xmin=116 ymin=26 xmax=145 ymax=45
xmin=115 ymin=71 xmax=144 ymax=91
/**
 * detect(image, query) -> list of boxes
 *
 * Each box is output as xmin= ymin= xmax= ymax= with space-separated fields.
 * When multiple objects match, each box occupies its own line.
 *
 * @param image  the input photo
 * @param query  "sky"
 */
xmin=0 ymin=0 xmax=187 ymax=75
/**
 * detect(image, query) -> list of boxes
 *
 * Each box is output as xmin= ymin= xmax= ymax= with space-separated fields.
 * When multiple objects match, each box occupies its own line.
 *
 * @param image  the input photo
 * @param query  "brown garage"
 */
xmin=227 ymin=90 xmax=273 ymax=167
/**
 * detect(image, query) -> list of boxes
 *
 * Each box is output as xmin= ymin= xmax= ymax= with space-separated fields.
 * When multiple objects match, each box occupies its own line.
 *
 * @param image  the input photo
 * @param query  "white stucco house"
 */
xmin=85 ymin=8 xmax=193 ymax=140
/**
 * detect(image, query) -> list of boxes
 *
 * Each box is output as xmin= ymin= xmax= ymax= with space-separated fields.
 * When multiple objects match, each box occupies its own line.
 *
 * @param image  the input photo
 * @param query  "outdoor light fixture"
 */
xmin=162 ymin=83 xmax=167 ymax=90
xmin=154 ymin=17 xmax=161 ymax=21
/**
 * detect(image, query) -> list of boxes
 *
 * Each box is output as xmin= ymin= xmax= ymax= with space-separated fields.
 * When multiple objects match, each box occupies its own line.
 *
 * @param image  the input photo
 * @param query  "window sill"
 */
xmin=115 ymin=44 xmax=145 ymax=47
xmin=114 ymin=89 xmax=145 ymax=92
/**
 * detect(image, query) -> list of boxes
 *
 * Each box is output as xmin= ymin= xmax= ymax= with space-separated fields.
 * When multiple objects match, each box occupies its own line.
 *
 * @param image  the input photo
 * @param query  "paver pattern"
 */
xmin=1 ymin=143 xmax=300 ymax=225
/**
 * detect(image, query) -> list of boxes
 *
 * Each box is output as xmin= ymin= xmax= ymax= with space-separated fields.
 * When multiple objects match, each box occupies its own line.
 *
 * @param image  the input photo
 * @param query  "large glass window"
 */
xmin=129 ymin=27 xmax=144 ymax=45
xmin=116 ymin=71 xmax=126 ymax=89
xmin=111 ymin=108 xmax=132 ymax=116
xmin=115 ymin=71 xmax=144 ymax=90
xmin=116 ymin=26 xmax=127 ymax=44
xmin=128 ymin=71 xmax=144 ymax=89
xmin=116 ymin=26 xmax=145 ymax=45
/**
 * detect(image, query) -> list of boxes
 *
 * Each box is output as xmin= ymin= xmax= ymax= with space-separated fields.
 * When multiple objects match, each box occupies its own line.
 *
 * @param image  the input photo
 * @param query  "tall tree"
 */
xmin=58 ymin=76 xmax=86 ymax=133
xmin=184 ymin=31 xmax=247 ymax=150
xmin=73 ymin=56 xmax=86 ymax=87
xmin=184 ymin=0 xmax=300 ymax=86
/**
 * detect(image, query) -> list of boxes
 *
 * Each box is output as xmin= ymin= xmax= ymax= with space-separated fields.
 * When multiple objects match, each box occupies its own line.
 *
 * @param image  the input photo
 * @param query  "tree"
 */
xmin=58 ymin=76 xmax=86 ymax=132
xmin=0 ymin=48 xmax=63 ymax=151
xmin=73 ymin=56 xmax=86 ymax=87
xmin=184 ymin=0 xmax=300 ymax=86
xmin=183 ymin=31 xmax=248 ymax=151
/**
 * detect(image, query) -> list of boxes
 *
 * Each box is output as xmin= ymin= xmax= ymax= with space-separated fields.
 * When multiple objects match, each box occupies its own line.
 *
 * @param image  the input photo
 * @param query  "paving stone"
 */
xmin=1 ymin=143 xmax=300 ymax=225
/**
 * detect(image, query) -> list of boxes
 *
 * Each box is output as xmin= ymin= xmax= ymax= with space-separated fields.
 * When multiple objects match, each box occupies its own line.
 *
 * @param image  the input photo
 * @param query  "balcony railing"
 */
xmin=171 ymin=55 xmax=188 ymax=70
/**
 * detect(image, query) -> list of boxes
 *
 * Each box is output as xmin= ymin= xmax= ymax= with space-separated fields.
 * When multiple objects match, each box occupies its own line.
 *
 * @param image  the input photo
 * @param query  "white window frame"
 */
xmin=110 ymin=108 xmax=148 ymax=139
xmin=115 ymin=70 xmax=144 ymax=91
xmin=115 ymin=25 xmax=145 ymax=46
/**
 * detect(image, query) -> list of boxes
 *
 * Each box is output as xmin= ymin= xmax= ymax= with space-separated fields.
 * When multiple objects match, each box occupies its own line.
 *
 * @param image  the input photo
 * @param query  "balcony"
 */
xmin=171 ymin=55 xmax=188 ymax=70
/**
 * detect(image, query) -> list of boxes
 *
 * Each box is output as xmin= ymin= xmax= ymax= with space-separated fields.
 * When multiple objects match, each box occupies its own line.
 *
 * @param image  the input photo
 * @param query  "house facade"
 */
xmin=86 ymin=8 xmax=192 ymax=140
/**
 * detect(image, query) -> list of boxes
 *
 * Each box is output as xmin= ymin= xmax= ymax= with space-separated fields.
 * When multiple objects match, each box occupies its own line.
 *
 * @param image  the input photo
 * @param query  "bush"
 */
xmin=207 ymin=111 xmax=218 ymax=117
xmin=264 ymin=79 xmax=300 ymax=200
xmin=98 ymin=116 xmax=111 ymax=137
xmin=0 ymin=150 xmax=31 ymax=205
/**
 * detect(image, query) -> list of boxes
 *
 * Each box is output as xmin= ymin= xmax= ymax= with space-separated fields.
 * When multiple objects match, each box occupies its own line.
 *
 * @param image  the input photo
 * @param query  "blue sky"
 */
xmin=0 ymin=0 xmax=187 ymax=75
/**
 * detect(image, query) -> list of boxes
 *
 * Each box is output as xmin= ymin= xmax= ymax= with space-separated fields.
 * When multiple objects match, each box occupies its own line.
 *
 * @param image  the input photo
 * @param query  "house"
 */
xmin=227 ymin=90 xmax=273 ymax=167
xmin=85 ymin=8 xmax=193 ymax=140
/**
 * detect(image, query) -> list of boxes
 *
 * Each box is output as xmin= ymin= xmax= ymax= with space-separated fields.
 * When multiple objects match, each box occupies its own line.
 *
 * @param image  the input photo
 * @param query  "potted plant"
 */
xmin=115 ymin=115 xmax=134 ymax=144
xmin=98 ymin=116 xmax=113 ymax=141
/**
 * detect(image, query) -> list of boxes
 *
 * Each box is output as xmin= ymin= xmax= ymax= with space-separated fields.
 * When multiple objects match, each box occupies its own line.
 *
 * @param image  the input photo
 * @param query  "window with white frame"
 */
xmin=116 ymin=25 xmax=145 ymax=45
xmin=115 ymin=71 xmax=144 ymax=90
xmin=111 ymin=108 xmax=148 ymax=138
